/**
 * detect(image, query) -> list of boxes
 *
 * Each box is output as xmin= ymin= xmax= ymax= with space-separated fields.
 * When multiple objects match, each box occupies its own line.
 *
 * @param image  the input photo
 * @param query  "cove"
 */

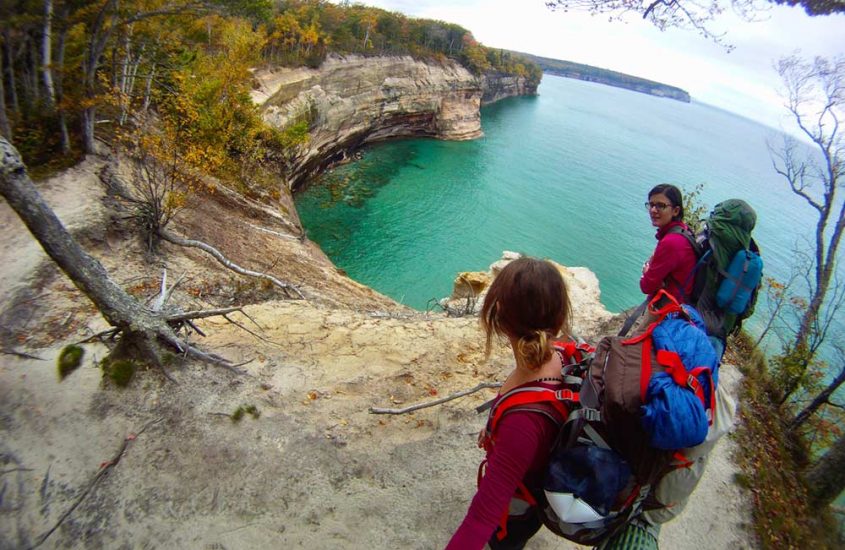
xmin=295 ymin=75 xmax=830 ymax=323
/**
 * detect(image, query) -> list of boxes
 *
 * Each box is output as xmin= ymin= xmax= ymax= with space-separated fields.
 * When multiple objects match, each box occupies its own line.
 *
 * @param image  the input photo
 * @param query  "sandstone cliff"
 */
xmin=252 ymin=55 xmax=537 ymax=191
xmin=481 ymin=72 xmax=537 ymax=105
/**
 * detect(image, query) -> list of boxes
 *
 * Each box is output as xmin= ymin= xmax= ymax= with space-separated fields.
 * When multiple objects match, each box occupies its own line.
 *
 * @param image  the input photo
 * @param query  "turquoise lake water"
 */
xmin=296 ymin=75 xmax=837 ymax=333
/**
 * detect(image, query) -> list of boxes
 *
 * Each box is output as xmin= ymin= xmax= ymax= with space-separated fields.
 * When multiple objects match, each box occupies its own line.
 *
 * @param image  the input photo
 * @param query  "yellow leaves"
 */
xmin=163 ymin=190 xmax=187 ymax=213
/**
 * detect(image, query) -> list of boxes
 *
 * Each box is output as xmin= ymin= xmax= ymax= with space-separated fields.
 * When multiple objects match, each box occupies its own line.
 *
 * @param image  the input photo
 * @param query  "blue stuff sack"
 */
xmin=544 ymin=445 xmax=633 ymax=516
xmin=716 ymin=249 xmax=763 ymax=315
xmin=651 ymin=305 xmax=719 ymax=395
xmin=641 ymin=372 xmax=709 ymax=449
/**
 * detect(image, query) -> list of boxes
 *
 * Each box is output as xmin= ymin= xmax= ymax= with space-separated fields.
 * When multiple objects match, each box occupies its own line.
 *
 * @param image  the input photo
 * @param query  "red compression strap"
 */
xmin=647 ymin=289 xmax=683 ymax=318
xmin=516 ymin=482 xmax=538 ymax=506
xmin=656 ymin=350 xmax=688 ymax=386
xmin=672 ymin=451 xmax=694 ymax=469
xmin=690 ymin=366 xmax=716 ymax=420
xmin=494 ymin=483 xmax=539 ymax=541
xmin=657 ymin=352 xmax=716 ymax=424
xmin=622 ymin=483 xmax=643 ymax=509
xmin=497 ymin=510 xmax=509 ymax=541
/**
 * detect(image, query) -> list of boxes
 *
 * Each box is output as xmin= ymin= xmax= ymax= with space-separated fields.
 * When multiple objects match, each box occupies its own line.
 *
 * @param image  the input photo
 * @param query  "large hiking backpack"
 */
xmin=480 ymin=291 xmax=720 ymax=546
xmin=686 ymin=199 xmax=764 ymax=339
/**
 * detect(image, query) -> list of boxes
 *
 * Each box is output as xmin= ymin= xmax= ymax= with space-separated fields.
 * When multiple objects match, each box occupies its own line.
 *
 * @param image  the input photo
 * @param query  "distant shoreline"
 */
xmin=513 ymin=51 xmax=691 ymax=103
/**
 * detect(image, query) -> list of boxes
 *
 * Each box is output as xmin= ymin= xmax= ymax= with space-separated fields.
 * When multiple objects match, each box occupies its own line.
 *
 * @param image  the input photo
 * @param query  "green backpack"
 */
xmin=687 ymin=199 xmax=762 ymax=339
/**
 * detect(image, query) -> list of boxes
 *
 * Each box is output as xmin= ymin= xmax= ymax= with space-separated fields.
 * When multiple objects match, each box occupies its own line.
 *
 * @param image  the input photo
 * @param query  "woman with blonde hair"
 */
xmin=446 ymin=256 xmax=572 ymax=550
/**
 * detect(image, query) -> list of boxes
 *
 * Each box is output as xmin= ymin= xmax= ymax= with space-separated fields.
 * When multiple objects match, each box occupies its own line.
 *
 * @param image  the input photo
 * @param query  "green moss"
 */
xmin=244 ymin=404 xmax=260 ymax=419
xmin=231 ymin=404 xmax=260 ymax=423
xmin=733 ymin=472 xmax=752 ymax=489
xmin=57 ymin=345 xmax=85 ymax=381
xmin=102 ymin=358 xmax=137 ymax=387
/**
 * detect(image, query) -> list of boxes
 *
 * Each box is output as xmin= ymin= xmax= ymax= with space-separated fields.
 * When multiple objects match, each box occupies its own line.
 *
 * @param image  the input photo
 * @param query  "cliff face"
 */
xmin=481 ymin=72 xmax=538 ymax=105
xmin=252 ymin=55 xmax=537 ymax=191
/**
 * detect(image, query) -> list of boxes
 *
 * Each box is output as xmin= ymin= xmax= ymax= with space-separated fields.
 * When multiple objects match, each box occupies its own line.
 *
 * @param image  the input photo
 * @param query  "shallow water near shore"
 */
xmin=295 ymin=75 xmax=838 ymax=339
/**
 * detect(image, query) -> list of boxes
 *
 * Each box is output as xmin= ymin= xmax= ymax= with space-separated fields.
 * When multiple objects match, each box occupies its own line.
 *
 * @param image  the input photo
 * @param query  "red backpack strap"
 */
xmin=647 ymin=289 xmax=684 ymax=319
xmin=488 ymin=387 xmax=573 ymax=434
xmin=625 ymin=290 xmax=686 ymax=346
xmin=553 ymin=340 xmax=596 ymax=365
xmin=493 ymin=482 xmax=538 ymax=541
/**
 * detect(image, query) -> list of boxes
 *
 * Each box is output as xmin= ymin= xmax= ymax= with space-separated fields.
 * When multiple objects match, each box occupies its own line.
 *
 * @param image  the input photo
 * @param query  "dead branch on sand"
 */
xmin=369 ymin=382 xmax=502 ymax=415
xmin=27 ymin=418 xmax=163 ymax=550
xmin=159 ymin=230 xmax=305 ymax=300
xmin=0 ymin=348 xmax=45 ymax=360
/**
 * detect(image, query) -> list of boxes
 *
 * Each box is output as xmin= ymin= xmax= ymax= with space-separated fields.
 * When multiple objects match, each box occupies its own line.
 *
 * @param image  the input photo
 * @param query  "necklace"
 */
xmin=531 ymin=377 xmax=563 ymax=383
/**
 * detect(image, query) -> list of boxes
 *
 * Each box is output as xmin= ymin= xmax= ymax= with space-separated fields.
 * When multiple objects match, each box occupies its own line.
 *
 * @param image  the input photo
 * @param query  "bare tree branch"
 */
xmin=0 ymin=349 xmax=45 ymax=360
xmin=165 ymin=306 xmax=244 ymax=322
xmin=369 ymin=382 xmax=503 ymax=415
xmin=27 ymin=418 xmax=163 ymax=549
xmin=159 ymin=230 xmax=305 ymax=299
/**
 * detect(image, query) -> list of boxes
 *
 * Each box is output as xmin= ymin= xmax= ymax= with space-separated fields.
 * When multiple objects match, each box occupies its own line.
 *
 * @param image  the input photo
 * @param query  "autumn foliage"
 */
xmin=1 ymin=0 xmax=541 ymax=180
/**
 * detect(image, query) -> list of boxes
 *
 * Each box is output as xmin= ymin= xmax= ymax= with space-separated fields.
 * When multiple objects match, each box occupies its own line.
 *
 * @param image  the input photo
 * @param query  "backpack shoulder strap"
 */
xmin=664 ymin=227 xmax=704 ymax=301
xmin=666 ymin=225 xmax=701 ymax=256
xmin=487 ymin=386 xmax=574 ymax=435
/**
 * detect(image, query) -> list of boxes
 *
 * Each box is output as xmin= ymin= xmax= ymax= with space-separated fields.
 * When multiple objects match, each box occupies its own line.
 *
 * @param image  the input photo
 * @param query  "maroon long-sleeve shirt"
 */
xmin=640 ymin=221 xmax=697 ymax=303
xmin=446 ymin=398 xmax=560 ymax=549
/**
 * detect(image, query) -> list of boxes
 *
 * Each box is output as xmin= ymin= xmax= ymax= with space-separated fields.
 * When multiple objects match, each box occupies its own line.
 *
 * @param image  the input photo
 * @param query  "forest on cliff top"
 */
xmin=0 ymin=0 xmax=540 ymax=188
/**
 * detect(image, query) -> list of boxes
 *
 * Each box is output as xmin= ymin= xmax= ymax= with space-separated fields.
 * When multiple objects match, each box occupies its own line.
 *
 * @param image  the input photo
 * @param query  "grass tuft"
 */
xmin=231 ymin=404 xmax=260 ymax=423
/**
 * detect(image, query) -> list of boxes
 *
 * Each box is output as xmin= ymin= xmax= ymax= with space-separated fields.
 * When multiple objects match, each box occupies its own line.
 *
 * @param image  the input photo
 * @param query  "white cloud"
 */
xmin=356 ymin=0 xmax=845 ymax=132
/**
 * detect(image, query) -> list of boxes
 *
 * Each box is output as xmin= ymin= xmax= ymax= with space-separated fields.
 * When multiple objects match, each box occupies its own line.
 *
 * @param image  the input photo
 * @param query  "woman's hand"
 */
xmin=642 ymin=258 xmax=652 ymax=274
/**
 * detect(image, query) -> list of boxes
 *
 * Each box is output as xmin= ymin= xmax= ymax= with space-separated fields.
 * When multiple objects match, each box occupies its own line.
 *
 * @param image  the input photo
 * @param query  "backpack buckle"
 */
xmin=555 ymin=389 xmax=577 ymax=402
xmin=686 ymin=374 xmax=701 ymax=393
xmin=581 ymin=407 xmax=601 ymax=422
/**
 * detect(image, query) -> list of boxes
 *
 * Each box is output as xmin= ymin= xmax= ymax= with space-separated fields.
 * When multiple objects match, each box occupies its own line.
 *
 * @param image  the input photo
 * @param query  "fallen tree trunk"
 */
xmin=0 ymin=137 xmax=238 ymax=372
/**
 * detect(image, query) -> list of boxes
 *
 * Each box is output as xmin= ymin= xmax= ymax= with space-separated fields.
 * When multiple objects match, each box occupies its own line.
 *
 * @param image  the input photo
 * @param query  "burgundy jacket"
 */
xmin=640 ymin=221 xmax=697 ymax=303
xmin=446 ymin=387 xmax=560 ymax=549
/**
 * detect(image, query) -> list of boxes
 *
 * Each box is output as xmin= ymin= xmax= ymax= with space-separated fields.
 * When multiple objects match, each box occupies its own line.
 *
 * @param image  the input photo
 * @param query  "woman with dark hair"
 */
xmin=446 ymin=256 xmax=572 ymax=550
xmin=640 ymin=184 xmax=697 ymax=304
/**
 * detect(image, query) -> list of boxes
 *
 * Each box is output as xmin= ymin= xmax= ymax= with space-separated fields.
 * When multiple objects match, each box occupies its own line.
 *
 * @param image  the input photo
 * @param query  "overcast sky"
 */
xmin=358 ymin=0 xmax=845 ymax=133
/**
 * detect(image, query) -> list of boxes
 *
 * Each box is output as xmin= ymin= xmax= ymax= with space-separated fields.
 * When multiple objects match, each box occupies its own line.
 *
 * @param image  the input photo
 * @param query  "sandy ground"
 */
xmin=0 ymin=159 xmax=755 ymax=549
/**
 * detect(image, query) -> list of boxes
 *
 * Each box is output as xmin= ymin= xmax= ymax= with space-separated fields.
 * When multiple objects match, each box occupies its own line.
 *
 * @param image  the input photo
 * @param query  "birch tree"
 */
xmin=770 ymin=55 xmax=845 ymax=402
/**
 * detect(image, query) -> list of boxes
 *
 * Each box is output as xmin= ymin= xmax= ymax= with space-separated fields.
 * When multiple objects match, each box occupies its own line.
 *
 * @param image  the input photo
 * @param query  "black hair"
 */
xmin=648 ymin=184 xmax=684 ymax=222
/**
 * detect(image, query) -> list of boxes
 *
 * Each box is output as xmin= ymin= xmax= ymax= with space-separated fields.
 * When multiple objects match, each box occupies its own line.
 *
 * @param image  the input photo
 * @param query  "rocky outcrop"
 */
xmin=440 ymin=251 xmax=614 ymax=340
xmin=481 ymin=73 xmax=537 ymax=105
xmin=252 ymin=55 xmax=537 ymax=191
